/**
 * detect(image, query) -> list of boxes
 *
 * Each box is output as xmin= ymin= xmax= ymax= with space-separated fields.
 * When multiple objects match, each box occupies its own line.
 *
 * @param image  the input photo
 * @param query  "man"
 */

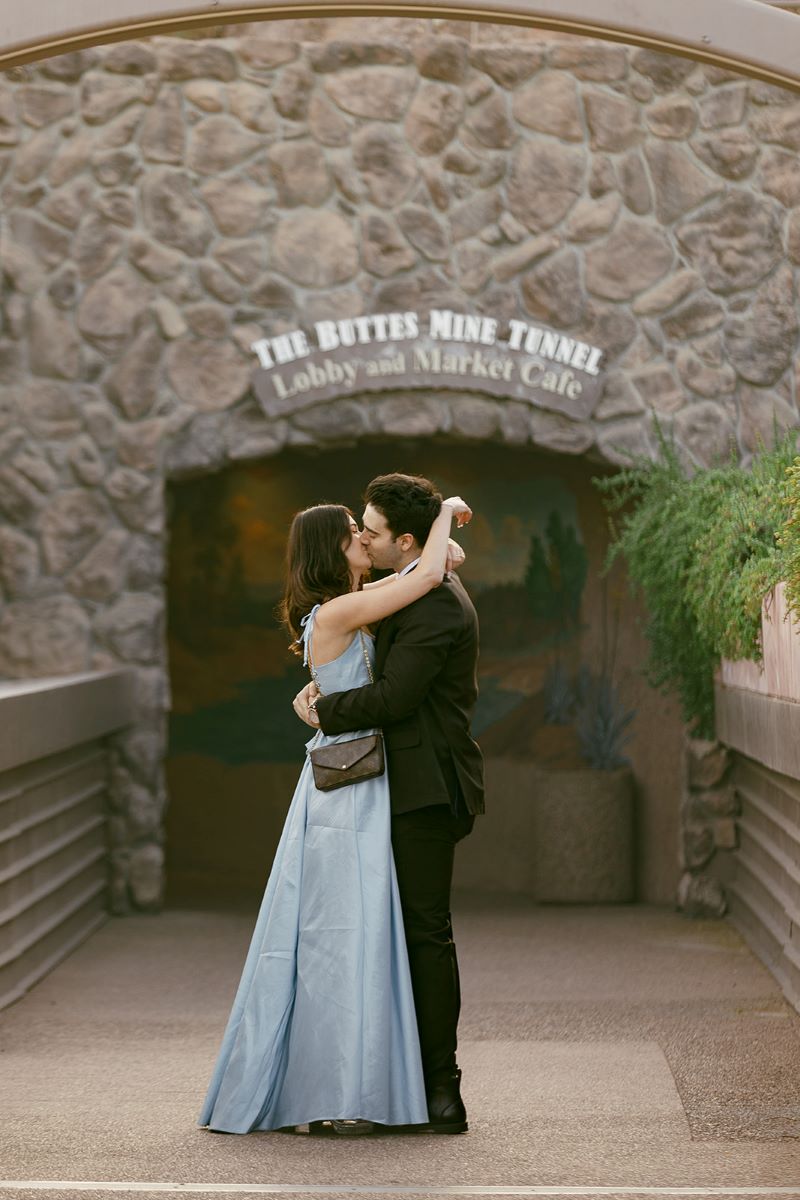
xmin=293 ymin=473 xmax=484 ymax=1135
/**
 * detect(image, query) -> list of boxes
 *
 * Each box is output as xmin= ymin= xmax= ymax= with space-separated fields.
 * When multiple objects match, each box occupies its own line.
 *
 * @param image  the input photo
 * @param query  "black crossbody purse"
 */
xmin=307 ymin=629 xmax=385 ymax=793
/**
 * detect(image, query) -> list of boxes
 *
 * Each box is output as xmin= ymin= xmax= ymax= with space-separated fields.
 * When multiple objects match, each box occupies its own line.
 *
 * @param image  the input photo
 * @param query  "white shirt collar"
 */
xmin=398 ymin=557 xmax=421 ymax=577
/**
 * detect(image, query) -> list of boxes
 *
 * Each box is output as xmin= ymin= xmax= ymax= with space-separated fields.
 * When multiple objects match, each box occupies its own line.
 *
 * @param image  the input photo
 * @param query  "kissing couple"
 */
xmin=198 ymin=473 xmax=485 ymax=1137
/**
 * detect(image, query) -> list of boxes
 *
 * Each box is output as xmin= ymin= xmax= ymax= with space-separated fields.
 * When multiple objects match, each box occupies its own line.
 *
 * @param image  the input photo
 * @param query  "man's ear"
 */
xmin=398 ymin=533 xmax=415 ymax=553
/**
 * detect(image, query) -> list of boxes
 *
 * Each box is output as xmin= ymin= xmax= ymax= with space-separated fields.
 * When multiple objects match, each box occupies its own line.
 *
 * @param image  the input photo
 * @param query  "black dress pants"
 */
xmin=390 ymin=803 xmax=475 ymax=1089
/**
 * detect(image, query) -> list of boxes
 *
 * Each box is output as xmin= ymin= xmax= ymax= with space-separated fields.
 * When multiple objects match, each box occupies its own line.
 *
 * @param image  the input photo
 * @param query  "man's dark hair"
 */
xmin=364 ymin=473 xmax=443 ymax=546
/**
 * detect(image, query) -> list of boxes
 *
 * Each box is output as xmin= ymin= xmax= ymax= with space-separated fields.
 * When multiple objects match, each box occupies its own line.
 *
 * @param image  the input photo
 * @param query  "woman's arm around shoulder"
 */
xmin=316 ymin=497 xmax=471 ymax=637
xmin=361 ymin=539 xmax=464 ymax=590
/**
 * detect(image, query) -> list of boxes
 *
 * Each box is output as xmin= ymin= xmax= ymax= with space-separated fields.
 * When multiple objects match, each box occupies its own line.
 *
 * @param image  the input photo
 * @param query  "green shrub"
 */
xmin=595 ymin=427 xmax=799 ymax=739
xmin=779 ymin=456 xmax=800 ymax=623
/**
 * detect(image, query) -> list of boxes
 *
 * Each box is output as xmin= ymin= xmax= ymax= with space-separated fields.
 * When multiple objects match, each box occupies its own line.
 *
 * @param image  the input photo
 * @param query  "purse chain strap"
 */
xmin=306 ymin=623 xmax=374 ymax=692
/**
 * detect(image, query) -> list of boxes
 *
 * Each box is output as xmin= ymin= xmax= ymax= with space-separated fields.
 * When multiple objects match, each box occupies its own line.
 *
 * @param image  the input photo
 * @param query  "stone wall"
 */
xmin=1 ymin=21 xmax=799 ymax=909
xmin=679 ymin=736 xmax=737 ymax=918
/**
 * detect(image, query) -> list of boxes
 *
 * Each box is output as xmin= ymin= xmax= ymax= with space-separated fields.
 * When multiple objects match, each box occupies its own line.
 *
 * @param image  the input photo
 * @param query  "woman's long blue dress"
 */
xmin=197 ymin=606 xmax=428 ymax=1132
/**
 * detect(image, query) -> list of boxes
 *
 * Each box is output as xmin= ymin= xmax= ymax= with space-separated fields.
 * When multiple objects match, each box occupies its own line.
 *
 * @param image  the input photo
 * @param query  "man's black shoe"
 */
xmin=423 ymin=1068 xmax=468 ymax=1134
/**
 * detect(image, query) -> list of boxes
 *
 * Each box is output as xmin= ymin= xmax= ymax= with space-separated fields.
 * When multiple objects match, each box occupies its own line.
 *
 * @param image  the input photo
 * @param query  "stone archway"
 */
xmin=2 ymin=20 xmax=798 ymax=914
xmin=2 ymin=0 xmax=800 ymax=93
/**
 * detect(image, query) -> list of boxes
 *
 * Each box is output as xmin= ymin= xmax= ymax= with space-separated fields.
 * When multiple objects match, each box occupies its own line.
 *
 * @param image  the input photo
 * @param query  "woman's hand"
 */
xmin=442 ymin=496 xmax=472 ymax=529
xmin=293 ymin=680 xmax=320 ymax=727
xmin=445 ymin=538 xmax=466 ymax=573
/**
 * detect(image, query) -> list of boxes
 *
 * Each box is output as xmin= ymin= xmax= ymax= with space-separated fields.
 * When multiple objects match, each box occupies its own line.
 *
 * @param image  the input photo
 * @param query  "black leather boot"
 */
xmin=424 ymin=1068 xmax=468 ymax=1134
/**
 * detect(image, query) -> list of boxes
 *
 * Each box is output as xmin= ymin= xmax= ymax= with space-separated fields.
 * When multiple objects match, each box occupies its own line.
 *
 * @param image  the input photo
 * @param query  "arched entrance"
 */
xmin=162 ymin=404 xmax=683 ymax=909
xmin=2 ymin=0 xmax=800 ymax=92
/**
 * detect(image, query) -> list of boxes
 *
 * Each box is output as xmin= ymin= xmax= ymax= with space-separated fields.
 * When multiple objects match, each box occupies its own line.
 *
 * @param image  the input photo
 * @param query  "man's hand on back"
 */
xmin=445 ymin=538 xmax=465 ymax=573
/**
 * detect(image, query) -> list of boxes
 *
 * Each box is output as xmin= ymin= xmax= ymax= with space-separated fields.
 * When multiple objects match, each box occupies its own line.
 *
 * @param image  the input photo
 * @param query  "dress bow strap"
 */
xmin=297 ymin=603 xmax=322 ymax=667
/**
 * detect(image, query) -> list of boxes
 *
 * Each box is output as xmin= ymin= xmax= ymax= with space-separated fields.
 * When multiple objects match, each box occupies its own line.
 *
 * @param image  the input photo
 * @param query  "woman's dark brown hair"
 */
xmin=279 ymin=503 xmax=361 ymax=655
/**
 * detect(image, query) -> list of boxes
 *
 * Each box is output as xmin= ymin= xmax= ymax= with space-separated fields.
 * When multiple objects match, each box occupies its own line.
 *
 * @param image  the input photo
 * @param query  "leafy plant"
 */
xmin=543 ymin=660 xmax=575 ymax=724
xmin=524 ymin=533 xmax=558 ymax=622
xmin=595 ymin=423 xmax=799 ymax=738
xmin=523 ymin=509 xmax=588 ymax=631
xmin=575 ymin=672 xmax=636 ymax=770
xmin=546 ymin=510 xmax=588 ymax=625
xmin=779 ymin=455 xmax=800 ymax=623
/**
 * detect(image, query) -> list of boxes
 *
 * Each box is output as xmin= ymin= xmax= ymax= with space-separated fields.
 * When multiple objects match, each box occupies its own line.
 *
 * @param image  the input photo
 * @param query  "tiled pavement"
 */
xmin=1 ymin=896 xmax=800 ymax=1199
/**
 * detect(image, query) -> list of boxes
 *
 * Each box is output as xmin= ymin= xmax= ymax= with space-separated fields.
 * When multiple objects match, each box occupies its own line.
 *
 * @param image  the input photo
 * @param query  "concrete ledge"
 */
xmin=715 ymin=680 xmax=800 ymax=780
xmin=0 ymin=670 xmax=137 ymax=773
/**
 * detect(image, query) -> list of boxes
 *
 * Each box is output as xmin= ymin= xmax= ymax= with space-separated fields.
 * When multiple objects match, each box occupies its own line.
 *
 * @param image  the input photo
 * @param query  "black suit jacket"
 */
xmin=315 ymin=573 xmax=485 ymax=817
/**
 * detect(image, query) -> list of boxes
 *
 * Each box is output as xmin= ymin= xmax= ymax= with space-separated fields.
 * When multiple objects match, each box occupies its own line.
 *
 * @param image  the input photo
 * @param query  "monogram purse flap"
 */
xmin=310 ymin=734 xmax=382 ymax=772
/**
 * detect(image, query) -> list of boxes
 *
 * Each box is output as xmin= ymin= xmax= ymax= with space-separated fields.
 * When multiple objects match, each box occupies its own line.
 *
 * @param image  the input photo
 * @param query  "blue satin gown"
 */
xmin=197 ymin=606 xmax=428 ymax=1132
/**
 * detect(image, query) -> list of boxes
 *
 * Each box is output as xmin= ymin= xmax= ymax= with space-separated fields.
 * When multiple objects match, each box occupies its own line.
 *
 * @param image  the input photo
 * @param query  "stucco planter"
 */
xmin=454 ymin=758 xmax=635 ymax=903
xmin=533 ymin=766 xmax=635 ymax=903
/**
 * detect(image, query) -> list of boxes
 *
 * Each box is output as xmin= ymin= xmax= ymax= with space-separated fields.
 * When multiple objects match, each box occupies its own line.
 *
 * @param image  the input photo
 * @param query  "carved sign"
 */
xmin=251 ymin=309 xmax=605 ymax=422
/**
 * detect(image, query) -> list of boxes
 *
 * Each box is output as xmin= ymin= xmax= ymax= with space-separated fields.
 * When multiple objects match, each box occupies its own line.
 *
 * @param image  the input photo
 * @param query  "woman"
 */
xmin=197 ymin=493 xmax=472 ymax=1136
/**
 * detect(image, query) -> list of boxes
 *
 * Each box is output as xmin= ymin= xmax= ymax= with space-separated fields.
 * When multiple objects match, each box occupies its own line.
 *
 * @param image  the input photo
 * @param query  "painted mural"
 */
xmin=165 ymin=443 xmax=622 ymax=902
